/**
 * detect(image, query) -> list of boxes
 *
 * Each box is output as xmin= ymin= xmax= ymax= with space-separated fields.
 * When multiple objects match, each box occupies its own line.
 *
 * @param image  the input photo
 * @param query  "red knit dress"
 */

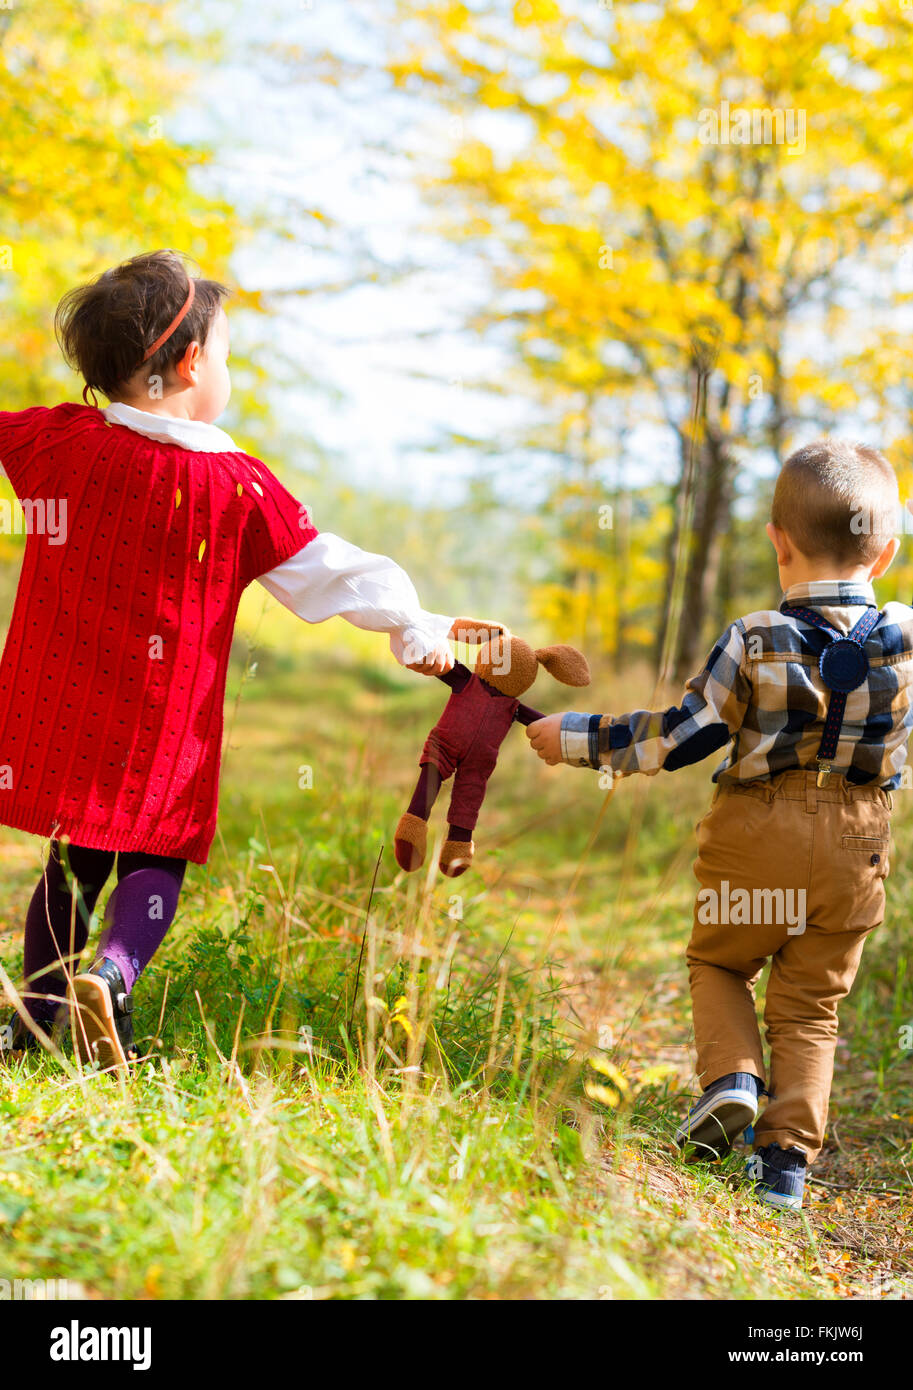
xmin=0 ymin=403 xmax=318 ymax=863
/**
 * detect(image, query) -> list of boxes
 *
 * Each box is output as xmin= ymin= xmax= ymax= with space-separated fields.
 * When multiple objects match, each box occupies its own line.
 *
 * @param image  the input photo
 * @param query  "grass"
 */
xmin=0 ymin=639 xmax=911 ymax=1300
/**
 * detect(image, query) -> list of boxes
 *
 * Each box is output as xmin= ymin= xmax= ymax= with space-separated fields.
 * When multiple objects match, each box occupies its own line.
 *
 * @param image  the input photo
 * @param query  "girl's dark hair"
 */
xmin=55 ymin=250 xmax=230 ymax=402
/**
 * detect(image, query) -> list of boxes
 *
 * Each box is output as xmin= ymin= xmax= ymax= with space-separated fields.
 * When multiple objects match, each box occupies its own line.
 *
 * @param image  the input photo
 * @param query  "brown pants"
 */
xmin=686 ymin=770 xmax=891 ymax=1162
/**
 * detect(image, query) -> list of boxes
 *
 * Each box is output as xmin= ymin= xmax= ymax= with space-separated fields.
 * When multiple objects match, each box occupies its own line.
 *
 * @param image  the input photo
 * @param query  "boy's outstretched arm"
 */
xmin=258 ymin=533 xmax=458 ymax=675
xmin=526 ymin=622 xmax=751 ymax=773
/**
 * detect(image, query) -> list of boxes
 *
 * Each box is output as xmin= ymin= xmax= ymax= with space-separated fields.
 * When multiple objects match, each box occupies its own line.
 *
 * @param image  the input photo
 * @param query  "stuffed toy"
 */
xmin=394 ymin=620 xmax=591 ymax=877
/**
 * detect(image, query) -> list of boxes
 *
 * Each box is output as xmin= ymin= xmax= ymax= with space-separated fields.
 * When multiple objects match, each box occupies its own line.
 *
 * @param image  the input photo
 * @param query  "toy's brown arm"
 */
xmin=515 ymin=700 xmax=545 ymax=726
xmin=436 ymin=661 xmax=473 ymax=694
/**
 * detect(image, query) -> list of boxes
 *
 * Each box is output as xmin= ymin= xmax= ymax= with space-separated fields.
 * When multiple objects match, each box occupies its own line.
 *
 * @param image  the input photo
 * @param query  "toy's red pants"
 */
xmin=419 ymin=673 xmax=519 ymax=831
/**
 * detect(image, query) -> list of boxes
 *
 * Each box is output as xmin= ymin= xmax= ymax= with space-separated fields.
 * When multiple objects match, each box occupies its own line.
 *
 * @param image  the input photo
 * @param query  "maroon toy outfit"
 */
xmin=414 ymin=663 xmax=542 ymax=831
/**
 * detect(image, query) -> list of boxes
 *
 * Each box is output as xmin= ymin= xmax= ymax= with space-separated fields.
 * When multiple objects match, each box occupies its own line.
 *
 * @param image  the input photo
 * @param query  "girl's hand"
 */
xmin=405 ymin=643 xmax=455 ymax=676
xmin=526 ymin=713 xmax=564 ymax=765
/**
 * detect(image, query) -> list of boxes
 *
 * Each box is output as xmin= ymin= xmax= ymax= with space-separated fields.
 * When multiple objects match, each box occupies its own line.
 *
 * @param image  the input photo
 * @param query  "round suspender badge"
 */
xmin=818 ymin=638 xmax=870 ymax=694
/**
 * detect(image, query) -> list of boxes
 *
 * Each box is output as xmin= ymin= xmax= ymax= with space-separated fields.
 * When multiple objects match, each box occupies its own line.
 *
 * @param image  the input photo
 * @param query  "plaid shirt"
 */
xmin=559 ymin=581 xmax=913 ymax=789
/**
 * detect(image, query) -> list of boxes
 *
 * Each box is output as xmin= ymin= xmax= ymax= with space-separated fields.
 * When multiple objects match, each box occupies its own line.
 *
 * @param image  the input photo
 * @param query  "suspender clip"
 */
xmin=816 ymin=761 xmax=832 ymax=787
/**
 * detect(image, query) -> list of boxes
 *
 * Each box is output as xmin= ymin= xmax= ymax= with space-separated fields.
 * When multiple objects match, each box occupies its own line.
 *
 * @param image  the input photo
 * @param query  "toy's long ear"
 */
xmin=535 ymin=645 xmax=591 ymax=687
xmin=449 ymin=617 xmax=509 ymax=645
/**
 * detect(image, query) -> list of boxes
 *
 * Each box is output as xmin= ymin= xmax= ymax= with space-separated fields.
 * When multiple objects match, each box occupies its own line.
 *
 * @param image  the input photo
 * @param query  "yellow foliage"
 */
xmin=0 ymin=0 xmax=236 ymax=408
xmin=387 ymin=0 xmax=913 ymax=659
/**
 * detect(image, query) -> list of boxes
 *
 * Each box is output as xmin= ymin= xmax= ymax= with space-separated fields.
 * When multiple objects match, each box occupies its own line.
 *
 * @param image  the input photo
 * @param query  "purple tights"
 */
xmin=22 ymin=840 xmax=186 ymax=1024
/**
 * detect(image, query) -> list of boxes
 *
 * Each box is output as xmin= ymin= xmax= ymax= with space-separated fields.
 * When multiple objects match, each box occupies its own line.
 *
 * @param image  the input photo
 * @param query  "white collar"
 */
xmin=103 ymin=402 xmax=241 ymax=454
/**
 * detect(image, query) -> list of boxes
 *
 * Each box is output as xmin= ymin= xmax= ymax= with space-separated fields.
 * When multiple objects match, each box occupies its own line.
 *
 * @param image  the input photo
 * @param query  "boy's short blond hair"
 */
xmin=771 ymin=438 xmax=899 ymax=565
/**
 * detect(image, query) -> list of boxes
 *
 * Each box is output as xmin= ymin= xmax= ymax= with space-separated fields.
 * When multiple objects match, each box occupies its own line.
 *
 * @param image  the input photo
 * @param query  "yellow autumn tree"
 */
xmin=377 ymin=0 xmax=913 ymax=674
xmin=0 ymin=0 xmax=237 ymax=409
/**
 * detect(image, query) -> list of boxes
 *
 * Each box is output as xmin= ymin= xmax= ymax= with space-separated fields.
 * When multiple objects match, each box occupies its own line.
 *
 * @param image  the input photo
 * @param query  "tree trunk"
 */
xmin=654 ymin=429 xmax=688 ymax=673
xmin=613 ymin=483 xmax=631 ymax=673
xmin=716 ymin=518 xmax=735 ymax=634
xmin=671 ymin=431 xmax=735 ymax=681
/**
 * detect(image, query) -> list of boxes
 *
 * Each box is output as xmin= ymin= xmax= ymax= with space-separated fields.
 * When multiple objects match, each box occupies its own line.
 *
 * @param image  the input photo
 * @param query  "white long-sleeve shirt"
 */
xmin=50 ymin=402 xmax=454 ymax=666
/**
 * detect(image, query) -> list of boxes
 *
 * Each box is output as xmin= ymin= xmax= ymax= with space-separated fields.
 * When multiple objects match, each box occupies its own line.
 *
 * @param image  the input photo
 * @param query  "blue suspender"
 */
xmin=780 ymin=603 xmax=884 ymax=785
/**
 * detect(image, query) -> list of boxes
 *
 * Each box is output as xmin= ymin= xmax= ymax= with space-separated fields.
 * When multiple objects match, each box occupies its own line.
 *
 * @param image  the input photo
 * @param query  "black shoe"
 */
xmin=0 ymin=981 xmax=69 ymax=1057
xmin=0 ymin=1013 xmax=41 ymax=1056
xmin=69 ymin=958 xmax=137 ymax=1071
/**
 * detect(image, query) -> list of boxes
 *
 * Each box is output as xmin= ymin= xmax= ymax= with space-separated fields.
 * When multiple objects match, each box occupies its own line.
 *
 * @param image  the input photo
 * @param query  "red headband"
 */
xmin=142 ymin=277 xmax=196 ymax=363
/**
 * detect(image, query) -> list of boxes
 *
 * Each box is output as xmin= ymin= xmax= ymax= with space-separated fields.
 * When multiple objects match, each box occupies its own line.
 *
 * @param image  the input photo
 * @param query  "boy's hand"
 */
xmin=526 ymin=713 xmax=564 ymax=765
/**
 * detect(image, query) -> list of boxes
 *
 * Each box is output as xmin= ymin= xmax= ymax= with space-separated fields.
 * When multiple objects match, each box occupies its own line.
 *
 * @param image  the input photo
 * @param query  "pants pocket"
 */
xmin=841 ymin=832 xmax=890 ymax=880
xmin=834 ymin=823 xmax=890 ymax=929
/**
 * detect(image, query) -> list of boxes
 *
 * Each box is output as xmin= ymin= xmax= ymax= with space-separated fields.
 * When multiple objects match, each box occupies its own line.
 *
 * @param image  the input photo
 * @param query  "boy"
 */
xmin=527 ymin=439 xmax=913 ymax=1209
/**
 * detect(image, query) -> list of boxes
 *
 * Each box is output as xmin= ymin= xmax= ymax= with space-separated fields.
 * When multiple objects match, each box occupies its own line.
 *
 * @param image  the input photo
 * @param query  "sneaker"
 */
xmin=747 ymin=1143 xmax=806 ymax=1210
xmin=674 ymin=1071 xmax=762 ymax=1160
xmin=69 ymin=958 xmax=137 ymax=1071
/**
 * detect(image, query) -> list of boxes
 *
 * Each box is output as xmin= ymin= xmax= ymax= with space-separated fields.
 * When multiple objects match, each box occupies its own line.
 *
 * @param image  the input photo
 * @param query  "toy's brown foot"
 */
xmin=439 ymin=838 xmax=474 ymax=878
xmin=394 ymin=812 xmax=428 ymax=871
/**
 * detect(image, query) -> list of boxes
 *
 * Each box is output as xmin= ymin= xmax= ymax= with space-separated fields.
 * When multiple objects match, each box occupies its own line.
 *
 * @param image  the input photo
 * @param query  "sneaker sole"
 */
xmin=675 ymin=1090 xmax=759 ymax=1160
xmin=69 ymin=975 xmax=130 ymax=1072
xmin=755 ymin=1187 xmax=803 ymax=1211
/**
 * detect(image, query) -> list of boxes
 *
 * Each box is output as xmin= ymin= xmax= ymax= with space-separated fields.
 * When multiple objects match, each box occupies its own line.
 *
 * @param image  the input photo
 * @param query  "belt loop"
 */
xmin=806 ymin=775 xmax=818 ymax=814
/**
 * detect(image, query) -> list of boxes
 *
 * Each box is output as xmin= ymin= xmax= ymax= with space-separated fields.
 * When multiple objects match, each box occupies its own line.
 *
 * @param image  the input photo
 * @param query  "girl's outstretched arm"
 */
xmin=257 ymin=533 xmax=455 ymax=675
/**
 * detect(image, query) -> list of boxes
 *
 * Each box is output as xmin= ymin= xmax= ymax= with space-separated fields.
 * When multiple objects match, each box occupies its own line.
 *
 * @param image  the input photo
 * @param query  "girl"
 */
xmin=0 ymin=249 xmax=477 ymax=1070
